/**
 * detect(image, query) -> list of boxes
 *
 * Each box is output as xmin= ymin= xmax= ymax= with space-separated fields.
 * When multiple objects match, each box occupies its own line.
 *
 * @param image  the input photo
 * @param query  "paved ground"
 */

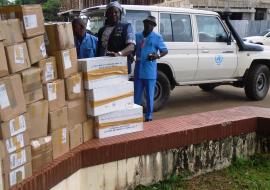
xmin=154 ymin=85 xmax=270 ymax=120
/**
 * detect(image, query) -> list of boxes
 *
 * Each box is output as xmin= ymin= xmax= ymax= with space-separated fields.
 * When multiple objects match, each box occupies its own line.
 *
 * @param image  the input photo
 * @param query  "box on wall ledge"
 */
xmin=86 ymin=81 xmax=134 ymax=116
xmin=80 ymin=56 xmax=128 ymax=90
xmin=27 ymin=100 xmax=48 ymax=140
xmin=49 ymin=106 xmax=68 ymax=132
xmin=37 ymin=57 xmax=57 ymax=84
xmin=43 ymin=79 xmax=66 ymax=112
xmin=31 ymin=136 xmax=52 ymax=157
xmin=69 ymin=123 xmax=83 ymax=150
xmin=67 ymin=98 xmax=87 ymax=127
xmin=0 ymin=42 xmax=9 ymax=78
xmin=0 ymin=112 xmax=30 ymax=140
xmin=51 ymin=48 xmax=78 ymax=79
xmin=0 ymin=19 xmax=23 ymax=46
xmin=51 ymin=127 xmax=69 ymax=159
xmin=5 ymin=42 xmax=31 ymax=73
xmin=65 ymin=72 xmax=84 ymax=100
xmin=0 ymin=146 xmax=32 ymax=176
xmin=95 ymin=104 xmax=143 ymax=138
xmin=45 ymin=22 xmax=75 ymax=53
xmin=21 ymin=67 xmax=43 ymax=105
xmin=26 ymin=35 xmax=47 ymax=64
xmin=2 ymin=162 xmax=32 ymax=190
xmin=82 ymin=119 xmax=94 ymax=142
xmin=0 ymin=74 xmax=26 ymax=122
xmin=0 ymin=5 xmax=45 ymax=38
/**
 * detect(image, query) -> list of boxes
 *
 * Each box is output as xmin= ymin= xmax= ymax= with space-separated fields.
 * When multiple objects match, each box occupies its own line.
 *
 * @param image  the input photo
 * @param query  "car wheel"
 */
xmin=142 ymin=71 xmax=171 ymax=112
xmin=199 ymin=84 xmax=217 ymax=91
xmin=245 ymin=64 xmax=270 ymax=100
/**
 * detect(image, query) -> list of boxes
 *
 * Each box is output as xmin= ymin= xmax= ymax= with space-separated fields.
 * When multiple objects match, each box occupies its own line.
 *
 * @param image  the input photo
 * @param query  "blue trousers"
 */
xmin=134 ymin=79 xmax=156 ymax=120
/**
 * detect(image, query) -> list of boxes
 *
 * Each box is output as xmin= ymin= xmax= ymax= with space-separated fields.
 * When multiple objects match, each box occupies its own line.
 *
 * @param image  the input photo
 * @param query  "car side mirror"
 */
xmin=227 ymin=32 xmax=232 ymax=45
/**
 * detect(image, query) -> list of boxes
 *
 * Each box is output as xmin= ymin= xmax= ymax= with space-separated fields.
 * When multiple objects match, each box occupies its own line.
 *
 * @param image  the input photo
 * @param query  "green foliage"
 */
xmin=135 ymin=172 xmax=190 ymax=190
xmin=135 ymin=154 xmax=270 ymax=190
xmin=42 ymin=0 xmax=60 ymax=21
xmin=2 ymin=0 xmax=60 ymax=22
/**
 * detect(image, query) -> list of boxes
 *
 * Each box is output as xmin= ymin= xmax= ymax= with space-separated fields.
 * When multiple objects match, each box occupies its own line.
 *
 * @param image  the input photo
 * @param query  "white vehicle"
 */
xmin=81 ymin=5 xmax=270 ymax=111
xmin=243 ymin=29 xmax=270 ymax=45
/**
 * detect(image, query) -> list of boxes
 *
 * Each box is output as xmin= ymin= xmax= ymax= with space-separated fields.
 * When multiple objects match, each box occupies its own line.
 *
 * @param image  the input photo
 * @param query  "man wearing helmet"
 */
xmin=97 ymin=1 xmax=135 ymax=74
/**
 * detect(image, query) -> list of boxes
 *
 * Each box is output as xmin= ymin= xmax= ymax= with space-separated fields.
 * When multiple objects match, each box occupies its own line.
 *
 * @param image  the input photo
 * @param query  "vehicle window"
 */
xmin=122 ymin=10 xmax=150 ymax=33
xmin=196 ymin=15 xmax=228 ymax=42
xmin=160 ymin=13 xmax=173 ymax=42
xmin=171 ymin=14 xmax=193 ymax=42
xmin=266 ymin=33 xmax=270 ymax=38
xmin=86 ymin=13 xmax=105 ymax=35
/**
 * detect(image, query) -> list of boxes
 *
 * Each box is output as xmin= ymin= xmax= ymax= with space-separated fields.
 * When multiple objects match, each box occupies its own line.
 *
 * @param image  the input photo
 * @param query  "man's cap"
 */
xmin=106 ymin=1 xmax=122 ymax=13
xmin=143 ymin=15 xmax=157 ymax=26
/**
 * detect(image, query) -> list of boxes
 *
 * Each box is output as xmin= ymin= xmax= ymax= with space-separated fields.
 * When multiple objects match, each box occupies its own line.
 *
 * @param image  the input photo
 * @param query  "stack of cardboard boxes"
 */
xmin=79 ymin=57 xmax=144 ymax=138
xmin=44 ymin=22 xmax=75 ymax=159
xmin=0 ymin=5 xmax=50 ymax=189
xmin=0 ymin=3 xmax=144 ymax=189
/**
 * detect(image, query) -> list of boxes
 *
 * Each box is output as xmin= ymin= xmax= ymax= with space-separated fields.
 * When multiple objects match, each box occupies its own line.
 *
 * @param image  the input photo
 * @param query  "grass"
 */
xmin=135 ymin=154 xmax=270 ymax=190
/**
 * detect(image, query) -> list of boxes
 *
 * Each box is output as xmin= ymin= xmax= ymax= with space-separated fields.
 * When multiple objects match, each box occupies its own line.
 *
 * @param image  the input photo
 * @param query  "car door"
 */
xmin=194 ymin=15 xmax=238 ymax=80
xmin=159 ymin=13 xmax=198 ymax=82
xmin=264 ymin=32 xmax=270 ymax=46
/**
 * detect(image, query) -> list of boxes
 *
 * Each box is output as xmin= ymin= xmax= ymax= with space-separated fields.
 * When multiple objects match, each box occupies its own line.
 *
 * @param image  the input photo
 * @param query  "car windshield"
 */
xmin=259 ymin=30 xmax=269 ymax=36
xmin=84 ymin=9 xmax=150 ymax=35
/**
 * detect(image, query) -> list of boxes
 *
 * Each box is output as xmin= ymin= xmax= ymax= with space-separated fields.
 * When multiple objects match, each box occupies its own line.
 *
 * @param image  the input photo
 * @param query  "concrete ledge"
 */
xmin=11 ymin=106 xmax=270 ymax=190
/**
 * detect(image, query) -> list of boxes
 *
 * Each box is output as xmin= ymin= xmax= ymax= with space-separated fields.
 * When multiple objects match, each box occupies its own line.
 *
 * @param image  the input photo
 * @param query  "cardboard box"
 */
xmin=0 ymin=5 xmax=45 ymax=38
xmin=43 ymin=79 xmax=66 ymax=112
xmin=31 ymin=136 xmax=52 ymax=157
xmin=45 ymin=22 xmax=75 ymax=52
xmin=52 ymin=48 xmax=78 ymax=79
xmin=27 ymin=100 xmax=48 ymax=140
xmin=32 ymin=149 xmax=52 ymax=172
xmin=0 ymin=42 xmax=9 ymax=78
xmin=49 ymin=106 xmax=68 ymax=132
xmin=3 ymin=162 xmax=32 ymax=189
xmin=65 ymin=72 xmax=84 ymax=100
xmin=67 ymin=99 xmax=87 ymax=127
xmin=69 ymin=123 xmax=83 ymax=150
xmin=26 ymin=35 xmax=47 ymax=64
xmin=1 ymin=146 xmax=31 ymax=174
xmin=0 ymin=19 xmax=23 ymax=46
xmin=86 ymin=81 xmax=134 ymax=116
xmin=95 ymin=104 xmax=143 ymax=138
xmin=0 ymin=74 xmax=26 ymax=122
xmin=37 ymin=57 xmax=57 ymax=84
xmin=0 ymin=113 xmax=30 ymax=140
xmin=51 ymin=127 xmax=69 ymax=159
xmin=0 ymin=132 xmax=30 ymax=155
xmin=5 ymin=42 xmax=31 ymax=73
xmin=21 ymin=67 xmax=43 ymax=105
xmin=82 ymin=119 xmax=94 ymax=142
xmin=80 ymin=56 xmax=128 ymax=90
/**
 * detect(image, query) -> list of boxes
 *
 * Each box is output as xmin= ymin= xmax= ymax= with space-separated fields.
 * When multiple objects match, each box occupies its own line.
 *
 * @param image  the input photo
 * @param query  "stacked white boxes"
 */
xmin=80 ymin=56 xmax=143 ymax=138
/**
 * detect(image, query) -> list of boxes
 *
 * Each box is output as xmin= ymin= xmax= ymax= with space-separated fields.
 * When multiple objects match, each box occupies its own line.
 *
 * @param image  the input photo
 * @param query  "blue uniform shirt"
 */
xmin=75 ymin=33 xmax=98 ymax=59
xmin=135 ymin=32 xmax=167 ymax=79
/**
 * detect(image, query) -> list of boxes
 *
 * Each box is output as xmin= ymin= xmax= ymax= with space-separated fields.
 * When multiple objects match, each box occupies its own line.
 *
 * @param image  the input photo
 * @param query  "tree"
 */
xmin=42 ymin=0 xmax=60 ymax=21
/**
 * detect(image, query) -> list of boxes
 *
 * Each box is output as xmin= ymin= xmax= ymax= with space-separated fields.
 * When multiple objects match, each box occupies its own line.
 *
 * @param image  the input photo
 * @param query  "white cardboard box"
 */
xmin=95 ymin=104 xmax=143 ymax=138
xmin=86 ymin=81 xmax=134 ymax=116
xmin=79 ymin=56 xmax=128 ymax=90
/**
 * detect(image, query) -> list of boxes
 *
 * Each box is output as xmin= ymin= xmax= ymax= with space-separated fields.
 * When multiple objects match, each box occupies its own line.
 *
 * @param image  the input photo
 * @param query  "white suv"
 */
xmin=81 ymin=5 xmax=270 ymax=111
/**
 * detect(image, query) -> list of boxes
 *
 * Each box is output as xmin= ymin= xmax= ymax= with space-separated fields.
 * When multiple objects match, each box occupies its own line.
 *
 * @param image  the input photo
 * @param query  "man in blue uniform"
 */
xmin=72 ymin=18 xmax=98 ymax=59
xmin=134 ymin=16 xmax=168 ymax=122
xmin=96 ymin=1 xmax=135 ymax=74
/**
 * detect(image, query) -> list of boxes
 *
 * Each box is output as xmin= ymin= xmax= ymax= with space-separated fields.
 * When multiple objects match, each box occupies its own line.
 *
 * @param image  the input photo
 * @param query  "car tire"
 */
xmin=199 ymin=84 xmax=217 ymax=91
xmin=142 ymin=71 xmax=171 ymax=112
xmin=245 ymin=64 xmax=270 ymax=100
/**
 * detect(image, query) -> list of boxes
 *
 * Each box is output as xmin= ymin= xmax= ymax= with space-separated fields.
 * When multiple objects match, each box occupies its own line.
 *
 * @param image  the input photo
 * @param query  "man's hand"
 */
xmin=148 ymin=53 xmax=160 ymax=61
xmin=106 ymin=51 xmax=119 ymax=57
